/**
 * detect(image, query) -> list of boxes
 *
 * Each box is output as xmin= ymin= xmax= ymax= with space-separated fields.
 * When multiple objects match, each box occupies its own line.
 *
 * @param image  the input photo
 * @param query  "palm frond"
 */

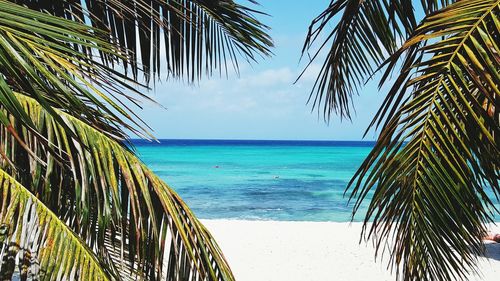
xmin=0 ymin=168 xmax=115 ymax=281
xmin=0 ymin=0 xmax=155 ymax=140
xmin=348 ymin=1 xmax=500 ymax=280
xmin=12 ymin=0 xmax=273 ymax=81
xmin=420 ymin=0 xmax=455 ymax=15
xmin=299 ymin=0 xmax=419 ymax=120
xmin=299 ymin=0 xmax=462 ymax=121
xmin=1 ymin=93 xmax=234 ymax=281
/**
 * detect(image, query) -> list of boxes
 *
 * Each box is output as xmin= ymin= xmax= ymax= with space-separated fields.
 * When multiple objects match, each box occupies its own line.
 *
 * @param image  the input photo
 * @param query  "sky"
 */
xmin=135 ymin=0 xmax=388 ymax=141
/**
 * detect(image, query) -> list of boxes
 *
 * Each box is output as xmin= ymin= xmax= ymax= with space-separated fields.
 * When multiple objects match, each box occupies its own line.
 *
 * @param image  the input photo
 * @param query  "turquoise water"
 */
xmin=135 ymin=140 xmax=499 ymax=222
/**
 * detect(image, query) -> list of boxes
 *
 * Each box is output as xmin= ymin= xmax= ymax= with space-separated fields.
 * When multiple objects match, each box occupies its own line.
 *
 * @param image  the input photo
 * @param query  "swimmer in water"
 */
xmin=485 ymin=233 xmax=500 ymax=242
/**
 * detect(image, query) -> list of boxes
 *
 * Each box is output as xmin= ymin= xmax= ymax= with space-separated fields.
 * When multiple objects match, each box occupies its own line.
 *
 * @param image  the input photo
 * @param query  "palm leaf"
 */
xmin=348 ymin=1 xmax=500 ymax=280
xmin=11 ymin=0 xmax=273 ymax=81
xmin=420 ymin=0 xmax=455 ymax=15
xmin=0 ymin=0 xmax=155 ymax=140
xmin=1 ymin=93 xmax=234 ymax=281
xmin=299 ymin=0 xmax=461 ymax=120
xmin=298 ymin=0 xmax=418 ymax=120
xmin=0 ymin=168 xmax=115 ymax=281
xmin=0 ymin=0 xmax=269 ymax=280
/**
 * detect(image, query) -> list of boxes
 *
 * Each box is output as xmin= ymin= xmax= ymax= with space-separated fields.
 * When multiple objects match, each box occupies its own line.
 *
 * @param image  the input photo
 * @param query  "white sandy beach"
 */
xmin=203 ymin=220 xmax=500 ymax=281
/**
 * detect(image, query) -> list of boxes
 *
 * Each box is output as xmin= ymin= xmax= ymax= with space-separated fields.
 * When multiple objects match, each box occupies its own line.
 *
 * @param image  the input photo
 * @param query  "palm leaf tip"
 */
xmin=299 ymin=0 xmax=417 ymax=120
xmin=11 ymin=0 xmax=273 ymax=82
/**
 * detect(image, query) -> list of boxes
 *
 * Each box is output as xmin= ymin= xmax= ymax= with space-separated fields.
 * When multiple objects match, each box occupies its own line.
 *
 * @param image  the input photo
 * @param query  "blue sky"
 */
xmin=137 ymin=0 xmax=388 ymax=140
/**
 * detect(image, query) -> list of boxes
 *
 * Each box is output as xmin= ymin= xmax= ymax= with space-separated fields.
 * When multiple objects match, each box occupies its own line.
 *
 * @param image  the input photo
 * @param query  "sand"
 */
xmin=202 ymin=220 xmax=500 ymax=281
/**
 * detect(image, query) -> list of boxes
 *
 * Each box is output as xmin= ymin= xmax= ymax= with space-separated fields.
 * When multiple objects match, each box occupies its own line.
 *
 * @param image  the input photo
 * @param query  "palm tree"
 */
xmin=0 ymin=0 xmax=271 ymax=280
xmin=300 ymin=0 xmax=499 ymax=280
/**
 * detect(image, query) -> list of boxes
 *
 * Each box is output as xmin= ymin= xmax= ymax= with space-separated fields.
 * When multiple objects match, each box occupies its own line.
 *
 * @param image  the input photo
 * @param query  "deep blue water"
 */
xmin=134 ymin=139 xmax=499 ymax=222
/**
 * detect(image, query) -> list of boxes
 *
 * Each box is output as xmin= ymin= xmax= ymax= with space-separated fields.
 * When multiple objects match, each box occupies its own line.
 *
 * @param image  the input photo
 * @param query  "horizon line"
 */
xmin=130 ymin=138 xmax=376 ymax=142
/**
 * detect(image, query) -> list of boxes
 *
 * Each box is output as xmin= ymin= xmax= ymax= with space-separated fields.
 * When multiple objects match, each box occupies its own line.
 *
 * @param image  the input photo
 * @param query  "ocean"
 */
xmin=134 ymin=139 xmax=499 ymax=222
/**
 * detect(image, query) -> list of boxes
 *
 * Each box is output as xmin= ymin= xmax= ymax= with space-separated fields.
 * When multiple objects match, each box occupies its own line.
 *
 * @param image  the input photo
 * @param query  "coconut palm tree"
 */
xmin=0 ymin=0 xmax=271 ymax=280
xmin=300 ymin=0 xmax=499 ymax=280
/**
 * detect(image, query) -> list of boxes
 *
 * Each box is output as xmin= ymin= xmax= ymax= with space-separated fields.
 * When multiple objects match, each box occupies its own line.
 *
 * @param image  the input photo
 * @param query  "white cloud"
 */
xmin=238 ymin=67 xmax=295 ymax=87
xmin=131 ymin=54 xmax=384 ymax=140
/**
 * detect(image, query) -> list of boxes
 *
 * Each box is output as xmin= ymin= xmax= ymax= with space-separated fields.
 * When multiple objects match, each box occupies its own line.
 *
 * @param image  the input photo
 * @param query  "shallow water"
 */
xmin=135 ymin=139 xmax=499 ymax=222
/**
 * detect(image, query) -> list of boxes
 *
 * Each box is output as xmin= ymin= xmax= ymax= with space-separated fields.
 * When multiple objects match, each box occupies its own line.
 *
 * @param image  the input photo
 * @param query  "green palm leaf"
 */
xmin=11 ymin=0 xmax=273 ymax=81
xmin=299 ymin=0 xmax=418 ymax=120
xmin=0 ymin=0 xmax=155 ymax=141
xmin=299 ymin=0 xmax=461 ymax=120
xmin=1 ymin=93 xmax=234 ymax=281
xmin=348 ymin=1 xmax=500 ymax=280
xmin=0 ymin=168 xmax=114 ymax=281
xmin=0 ymin=0 xmax=272 ymax=280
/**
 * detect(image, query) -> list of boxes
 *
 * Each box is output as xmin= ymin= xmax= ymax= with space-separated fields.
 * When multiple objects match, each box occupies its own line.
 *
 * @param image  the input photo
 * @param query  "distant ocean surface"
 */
xmin=133 ymin=139 xmax=499 ymax=222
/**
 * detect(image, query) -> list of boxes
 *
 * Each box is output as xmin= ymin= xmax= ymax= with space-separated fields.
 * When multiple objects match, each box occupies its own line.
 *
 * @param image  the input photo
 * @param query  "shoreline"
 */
xmin=202 ymin=220 xmax=500 ymax=281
